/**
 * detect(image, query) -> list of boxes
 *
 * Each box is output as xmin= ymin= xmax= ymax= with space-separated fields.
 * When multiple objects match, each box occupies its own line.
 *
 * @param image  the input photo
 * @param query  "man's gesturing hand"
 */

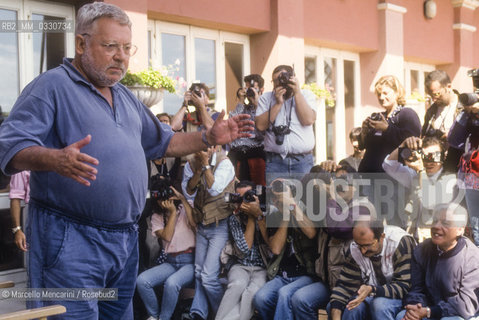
xmin=55 ymin=135 xmax=99 ymax=186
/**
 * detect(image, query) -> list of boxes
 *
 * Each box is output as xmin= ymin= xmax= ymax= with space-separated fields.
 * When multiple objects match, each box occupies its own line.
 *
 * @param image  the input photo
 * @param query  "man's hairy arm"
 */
xmin=8 ymin=135 xmax=99 ymax=187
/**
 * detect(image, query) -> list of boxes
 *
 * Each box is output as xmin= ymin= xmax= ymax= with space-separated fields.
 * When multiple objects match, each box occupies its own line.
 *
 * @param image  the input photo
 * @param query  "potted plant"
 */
xmin=302 ymin=82 xmax=336 ymax=108
xmin=121 ymin=67 xmax=176 ymax=107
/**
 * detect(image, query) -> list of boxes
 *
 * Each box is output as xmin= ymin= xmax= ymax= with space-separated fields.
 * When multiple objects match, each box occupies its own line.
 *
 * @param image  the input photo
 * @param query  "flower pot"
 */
xmin=127 ymin=86 xmax=164 ymax=107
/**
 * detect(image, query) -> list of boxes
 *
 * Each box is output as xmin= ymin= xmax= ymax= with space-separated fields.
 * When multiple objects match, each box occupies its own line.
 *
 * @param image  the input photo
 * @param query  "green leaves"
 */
xmin=121 ymin=68 xmax=176 ymax=93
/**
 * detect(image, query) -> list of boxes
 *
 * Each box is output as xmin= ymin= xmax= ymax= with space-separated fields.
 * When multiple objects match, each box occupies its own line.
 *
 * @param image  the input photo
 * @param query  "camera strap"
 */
xmin=268 ymin=97 xmax=293 ymax=130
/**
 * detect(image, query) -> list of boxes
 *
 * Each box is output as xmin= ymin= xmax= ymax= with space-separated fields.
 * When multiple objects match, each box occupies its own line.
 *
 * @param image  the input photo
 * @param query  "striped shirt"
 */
xmin=329 ymin=234 xmax=416 ymax=311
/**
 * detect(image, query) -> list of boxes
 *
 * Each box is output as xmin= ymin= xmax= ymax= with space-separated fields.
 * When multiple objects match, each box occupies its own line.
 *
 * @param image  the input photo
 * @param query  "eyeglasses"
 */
xmin=355 ymin=238 xmax=378 ymax=250
xmin=81 ymin=33 xmax=138 ymax=57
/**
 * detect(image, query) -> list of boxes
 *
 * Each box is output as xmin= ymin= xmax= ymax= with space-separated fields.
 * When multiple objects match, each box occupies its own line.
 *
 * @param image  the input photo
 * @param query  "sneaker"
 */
xmin=146 ymin=316 xmax=158 ymax=320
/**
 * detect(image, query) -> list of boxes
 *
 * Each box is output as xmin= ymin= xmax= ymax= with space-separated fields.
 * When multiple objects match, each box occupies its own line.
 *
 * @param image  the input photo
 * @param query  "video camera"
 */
xmin=150 ymin=174 xmax=175 ymax=201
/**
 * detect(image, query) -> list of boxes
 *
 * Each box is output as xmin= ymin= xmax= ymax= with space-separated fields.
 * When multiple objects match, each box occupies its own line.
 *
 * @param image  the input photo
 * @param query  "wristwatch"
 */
xmin=12 ymin=226 xmax=21 ymax=234
xmin=426 ymin=307 xmax=431 ymax=318
xmin=202 ymin=165 xmax=211 ymax=171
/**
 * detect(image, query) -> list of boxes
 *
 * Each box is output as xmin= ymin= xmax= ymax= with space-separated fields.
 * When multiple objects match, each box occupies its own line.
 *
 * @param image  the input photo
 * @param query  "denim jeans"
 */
xmin=253 ymin=274 xmax=314 ymax=320
xmin=136 ymin=252 xmax=194 ymax=320
xmin=190 ymin=219 xmax=229 ymax=319
xmin=291 ymin=281 xmax=330 ymax=320
xmin=395 ymin=309 xmax=479 ymax=320
xmin=327 ymin=296 xmax=403 ymax=320
xmin=265 ymin=152 xmax=314 ymax=184
xmin=26 ymin=201 xmax=138 ymax=320
xmin=465 ymin=189 xmax=479 ymax=246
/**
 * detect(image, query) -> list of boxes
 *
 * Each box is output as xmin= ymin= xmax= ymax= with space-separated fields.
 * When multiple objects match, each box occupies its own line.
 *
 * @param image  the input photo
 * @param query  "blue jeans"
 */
xmin=136 ymin=252 xmax=194 ymax=320
xmin=253 ymin=274 xmax=314 ymax=320
xmin=265 ymin=152 xmax=314 ymax=183
xmin=327 ymin=296 xmax=403 ymax=320
xmin=26 ymin=201 xmax=138 ymax=320
xmin=465 ymin=189 xmax=479 ymax=246
xmin=395 ymin=309 xmax=478 ymax=320
xmin=291 ymin=281 xmax=330 ymax=320
xmin=190 ymin=219 xmax=229 ymax=319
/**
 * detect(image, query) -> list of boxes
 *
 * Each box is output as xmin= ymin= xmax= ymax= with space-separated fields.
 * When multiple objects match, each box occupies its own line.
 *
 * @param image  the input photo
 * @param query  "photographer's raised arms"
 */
xmin=255 ymin=65 xmax=317 ymax=181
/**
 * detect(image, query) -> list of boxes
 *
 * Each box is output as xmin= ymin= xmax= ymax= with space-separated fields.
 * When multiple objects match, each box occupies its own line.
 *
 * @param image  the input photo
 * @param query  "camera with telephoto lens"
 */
xmin=150 ymin=174 xmax=175 ymax=201
xmin=188 ymin=83 xmax=203 ymax=106
xmin=277 ymin=71 xmax=294 ymax=99
xmin=370 ymin=112 xmax=383 ymax=121
xmin=272 ymin=125 xmax=291 ymax=145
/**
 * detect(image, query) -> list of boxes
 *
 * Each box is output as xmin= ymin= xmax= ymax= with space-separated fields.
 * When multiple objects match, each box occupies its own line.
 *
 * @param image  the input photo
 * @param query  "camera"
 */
xmin=188 ymin=84 xmax=203 ymax=106
xmin=272 ymin=125 xmax=291 ymax=145
xmin=271 ymin=179 xmax=297 ymax=197
xmin=277 ymin=71 xmax=294 ymax=99
xmin=370 ymin=112 xmax=383 ymax=121
xmin=398 ymin=147 xmax=422 ymax=162
xmin=246 ymin=79 xmax=257 ymax=99
xmin=225 ymin=185 xmax=266 ymax=211
xmin=424 ymin=127 xmax=446 ymax=139
xmin=150 ymin=174 xmax=175 ymax=201
xmin=422 ymin=151 xmax=443 ymax=163
xmin=459 ymin=69 xmax=479 ymax=106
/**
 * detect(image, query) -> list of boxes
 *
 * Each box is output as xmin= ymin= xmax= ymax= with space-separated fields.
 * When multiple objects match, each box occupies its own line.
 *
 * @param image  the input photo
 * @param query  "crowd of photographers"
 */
xmin=134 ymin=66 xmax=479 ymax=320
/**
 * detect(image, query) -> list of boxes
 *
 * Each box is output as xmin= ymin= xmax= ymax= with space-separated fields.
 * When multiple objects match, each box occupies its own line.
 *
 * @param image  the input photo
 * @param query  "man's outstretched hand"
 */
xmin=206 ymin=110 xmax=254 ymax=146
xmin=55 ymin=135 xmax=99 ymax=186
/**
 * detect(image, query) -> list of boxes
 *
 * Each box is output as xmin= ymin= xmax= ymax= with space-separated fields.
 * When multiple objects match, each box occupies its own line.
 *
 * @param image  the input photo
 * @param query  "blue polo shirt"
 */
xmin=0 ymin=58 xmax=173 ymax=224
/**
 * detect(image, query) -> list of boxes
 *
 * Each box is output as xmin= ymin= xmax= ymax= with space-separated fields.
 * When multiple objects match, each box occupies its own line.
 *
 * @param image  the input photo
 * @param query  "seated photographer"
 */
xmin=255 ymin=65 xmax=316 ymax=180
xmin=291 ymin=169 xmax=373 ymax=320
xmin=339 ymin=127 xmax=365 ymax=172
xmin=253 ymin=179 xmax=317 ymax=320
xmin=228 ymin=74 xmax=266 ymax=186
xmin=216 ymin=181 xmax=270 ymax=320
xmin=422 ymin=70 xmax=460 ymax=141
xmin=448 ymin=94 xmax=479 ymax=246
xmin=383 ymin=136 xmax=462 ymax=241
xmin=171 ymin=82 xmax=216 ymax=133
xmin=396 ymin=204 xmax=479 ymax=320
xmin=136 ymin=185 xmax=196 ymax=320
xmin=181 ymin=145 xmax=236 ymax=320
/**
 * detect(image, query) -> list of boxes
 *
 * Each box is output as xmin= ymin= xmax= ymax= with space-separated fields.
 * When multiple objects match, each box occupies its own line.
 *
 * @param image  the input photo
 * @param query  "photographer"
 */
xmin=422 ymin=70 xmax=460 ymax=140
xmin=383 ymin=136 xmax=461 ymax=241
xmin=448 ymin=74 xmax=479 ymax=245
xmin=253 ymin=179 xmax=317 ymax=320
xmin=358 ymin=75 xmax=421 ymax=173
xmin=255 ymin=65 xmax=316 ymax=179
xmin=229 ymin=74 xmax=266 ymax=186
xmin=181 ymin=145 xmax=236 ymax=319
xmin=216 ymin=181 xmax=270 ymax=320
xmin=136 ymin=185 xmax=196 ymax=320
xmin=171 ymin=82 xmax=216 ymax=133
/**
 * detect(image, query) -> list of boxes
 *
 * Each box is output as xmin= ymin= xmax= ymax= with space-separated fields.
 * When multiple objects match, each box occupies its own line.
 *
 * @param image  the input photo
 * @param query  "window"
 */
xmin=304 ymin=47 xmax=360 ymax=162
xmin=148 ymin=21 xmax=250 ymax=115
xmin=404 ymin=62 xmax=435 ymax=125
xmin=0 ymin=0 xmax=74 ymax=114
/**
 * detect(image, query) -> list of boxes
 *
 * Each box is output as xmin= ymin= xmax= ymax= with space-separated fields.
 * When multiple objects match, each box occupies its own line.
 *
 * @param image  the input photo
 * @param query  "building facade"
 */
xmin=1 ymin=0 xmax=479 ymax=304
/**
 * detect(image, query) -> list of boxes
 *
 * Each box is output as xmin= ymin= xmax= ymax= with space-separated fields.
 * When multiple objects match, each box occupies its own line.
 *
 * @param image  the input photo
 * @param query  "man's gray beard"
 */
xmin=80 ymin=51 xmax=125 ymax=87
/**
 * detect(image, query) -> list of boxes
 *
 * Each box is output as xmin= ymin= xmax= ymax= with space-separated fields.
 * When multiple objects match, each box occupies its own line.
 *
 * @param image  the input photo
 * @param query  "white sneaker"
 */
xmin=146 ymin=316 xmax=157 ymax=320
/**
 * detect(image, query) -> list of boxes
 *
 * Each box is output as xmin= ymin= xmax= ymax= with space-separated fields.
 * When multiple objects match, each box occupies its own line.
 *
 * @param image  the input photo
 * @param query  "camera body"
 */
xmin=370 ymin=112 xmax=383 ymax=121
xmin=246 ymin=79 xmax=257 ymax=99
xmin=150 ymin=174 xmax=175 ymax=201
xmin=277 ymin=71 xmax=294 ymax=99
xmin=188 ymin=84 xmax=203 ymax=106
xmin=272 ymin=124 xmax=291 ymax=145
xmin=225 ymin=185 xmax=266 ymax=211
xmin=398 ymin=147 xmax=422 ymax=163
